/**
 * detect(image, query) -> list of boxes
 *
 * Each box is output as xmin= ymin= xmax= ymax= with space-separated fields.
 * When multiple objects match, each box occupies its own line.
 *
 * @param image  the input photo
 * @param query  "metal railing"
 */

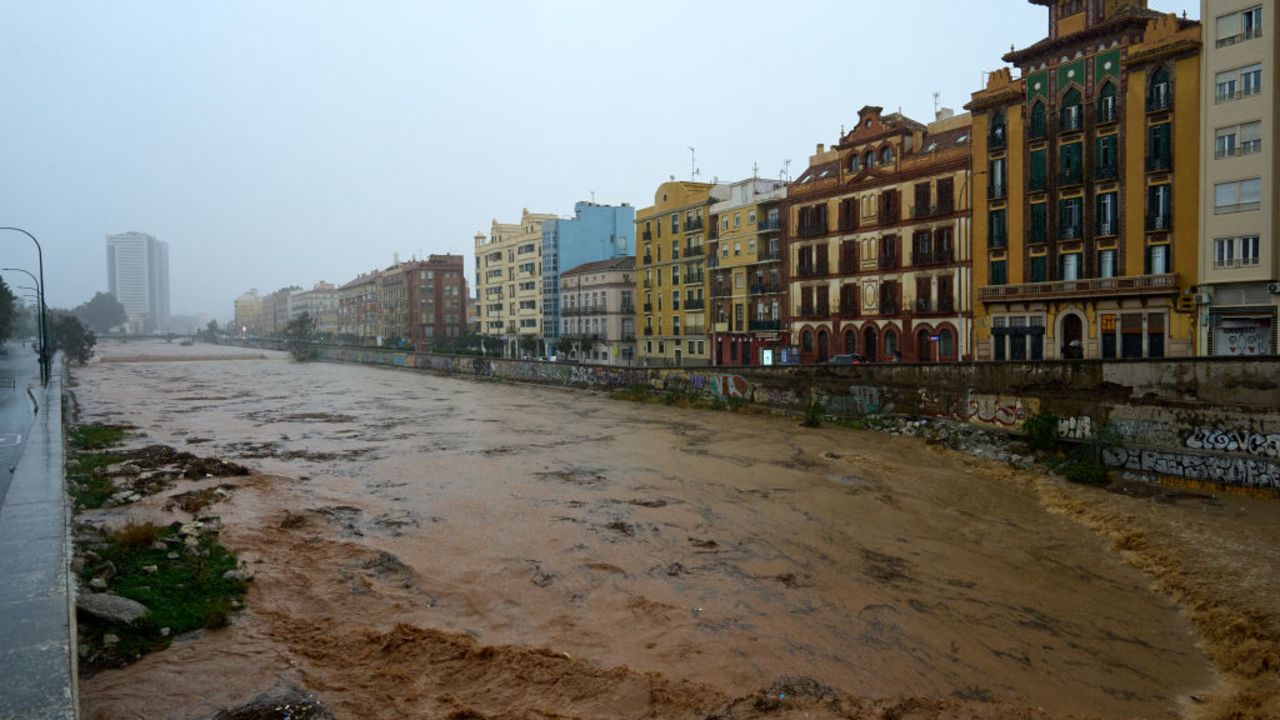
xmin=748 ymin=319 xmax=779 ymax=331
xmin=979 ymin=273 xmax=1178 ymax=302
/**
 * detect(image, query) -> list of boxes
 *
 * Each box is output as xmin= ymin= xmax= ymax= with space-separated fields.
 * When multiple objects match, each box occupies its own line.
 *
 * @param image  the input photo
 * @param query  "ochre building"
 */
xmin=968 ymin=0 xmax=1202 ymax=360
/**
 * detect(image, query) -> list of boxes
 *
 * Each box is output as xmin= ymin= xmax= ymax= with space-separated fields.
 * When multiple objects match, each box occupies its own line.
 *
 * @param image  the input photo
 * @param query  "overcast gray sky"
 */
xmin=1 ymin=0 xmax=1199 ymax=320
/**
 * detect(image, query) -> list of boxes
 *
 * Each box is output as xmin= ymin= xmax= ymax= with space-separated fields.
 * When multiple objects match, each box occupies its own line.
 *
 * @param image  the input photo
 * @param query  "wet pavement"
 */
xmin=71 ymin=341 xmax=1280 ymax=720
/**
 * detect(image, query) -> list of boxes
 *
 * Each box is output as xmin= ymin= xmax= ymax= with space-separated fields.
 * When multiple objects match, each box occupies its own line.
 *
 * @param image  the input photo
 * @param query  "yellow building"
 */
xmin=473 ymin=209 xmax=558 ymax=357
xmin=708 ymin=178 xmax=787 ymax=365
xmin=635 ymin=181 xmax=720 ymax=366
xmin=968 ymin=1 xmax=1201 ymax=360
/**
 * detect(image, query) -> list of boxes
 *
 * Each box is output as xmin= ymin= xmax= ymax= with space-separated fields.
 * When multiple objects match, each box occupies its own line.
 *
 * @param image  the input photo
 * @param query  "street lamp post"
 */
xmin=4 ymin=268 xmax=45 ymax=359
xmin=12 ymin=283 xmax=45 ymax=357
xmin=0 ymin=228 xmax=49 ymax=385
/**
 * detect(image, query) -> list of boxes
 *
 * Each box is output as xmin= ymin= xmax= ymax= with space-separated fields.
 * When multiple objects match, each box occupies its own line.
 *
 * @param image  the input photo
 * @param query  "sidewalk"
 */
xmin=0 ymin=355 xmax=77 ymax=720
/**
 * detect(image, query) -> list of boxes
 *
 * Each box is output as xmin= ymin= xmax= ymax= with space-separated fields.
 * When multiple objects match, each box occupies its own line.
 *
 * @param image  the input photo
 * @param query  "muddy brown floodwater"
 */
xmin=75 ymin=341 xmax=1280 ymax=720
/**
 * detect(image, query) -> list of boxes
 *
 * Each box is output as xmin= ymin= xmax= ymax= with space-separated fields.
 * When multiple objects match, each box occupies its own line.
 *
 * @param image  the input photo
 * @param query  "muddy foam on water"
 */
xmin=74 ymin=341 xmax=1279 ymax=719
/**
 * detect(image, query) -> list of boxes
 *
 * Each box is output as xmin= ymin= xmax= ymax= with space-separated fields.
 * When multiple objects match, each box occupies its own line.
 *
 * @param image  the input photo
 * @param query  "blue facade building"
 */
xmin=541 ymin=202 xmax=635 ymax=354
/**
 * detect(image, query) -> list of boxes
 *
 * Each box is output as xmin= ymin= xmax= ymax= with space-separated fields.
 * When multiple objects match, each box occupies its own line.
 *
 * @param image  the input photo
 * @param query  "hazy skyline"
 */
xmin=1 ymin=0 xmax=1199 ymax=320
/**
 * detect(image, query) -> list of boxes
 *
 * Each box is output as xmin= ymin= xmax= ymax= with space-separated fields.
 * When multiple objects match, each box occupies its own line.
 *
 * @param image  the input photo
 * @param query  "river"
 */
xmin=74 ymin=341 xmax=1280 ymax=720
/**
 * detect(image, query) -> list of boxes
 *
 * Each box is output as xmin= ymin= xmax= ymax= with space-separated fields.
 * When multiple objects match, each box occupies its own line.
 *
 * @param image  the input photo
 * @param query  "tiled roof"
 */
xmin=561 ymin=255 xmax=635 ymax=276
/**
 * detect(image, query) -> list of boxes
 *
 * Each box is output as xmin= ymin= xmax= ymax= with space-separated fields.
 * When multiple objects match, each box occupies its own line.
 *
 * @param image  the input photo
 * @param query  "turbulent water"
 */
xmin=74 ymin=341 xmax=1280 ymax=720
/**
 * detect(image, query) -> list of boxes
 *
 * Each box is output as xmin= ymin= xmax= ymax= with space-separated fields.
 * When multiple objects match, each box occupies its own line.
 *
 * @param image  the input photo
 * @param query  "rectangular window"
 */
xmin=990 ymin=260 xmax=1007 ymax=286
xmin=1242 ymin=63 xmax=1263 ymax=96
xmin=1148 ymin=313 xmax=1165 ymax=358
xmin=989 ymin=209 xmax=1007 ymax=248
xmin=1098 ymin=249 xmax=1116 ymax=278
xmin=989 ymin=158 xmax=1007 ymax=198
xmin=1060 ymin=252 xmax=1081 ymax=281
xmin=1058 ymin=197 xmax=1083 ymax=240
xmin=1029 ymin=149 xmax=1047 ymax=191
xmin=1216 ymin=125 xmax=1238 ymax=158
xmin=1096 ymin=135 xmax=1118 ymax=179
xmin=1215 ymin=237 xmax=1236 ymax=268
xmin=1243 ymin=5 xmax=1263 ymax=38
xmin=1031 ymin=255 xmax=1047 ymax=282
xmin=1146 ymin=244 xmax=1170 ymax=274
xmin=1096 ymin=191 xmax=1117 ymax=236
xmin=1240 ymin=120 xmax=1263 ymax=155
xmin=1029 ymin=203 xmax=1047 ymax=243
xmin=1146 ymin=124 xmax=1171 ymax=171
xmin=1216 ymin=69 xmax=1239 ymax=102
xmin=1147 ymin=184 xmax=1172 ymax=228
xmin=1214 ymin=178 xmax=1263 ymax=213
xmin=1059 ymin=142 xmax=1082 ymax=184
xmin=1122 ymin=313 xmax=1143 ymax=358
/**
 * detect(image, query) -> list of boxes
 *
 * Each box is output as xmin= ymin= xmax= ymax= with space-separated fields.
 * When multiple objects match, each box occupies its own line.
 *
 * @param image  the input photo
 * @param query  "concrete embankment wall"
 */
xmin=254 ymin=342 xmax=1280 ymax=492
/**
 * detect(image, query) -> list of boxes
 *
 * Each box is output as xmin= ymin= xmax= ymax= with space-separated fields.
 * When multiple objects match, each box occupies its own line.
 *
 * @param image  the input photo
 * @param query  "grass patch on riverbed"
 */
xmin=67 ymin=423 xmax=130 ymax=510
xmin=77 ymin=521 xmax=247 ymax=669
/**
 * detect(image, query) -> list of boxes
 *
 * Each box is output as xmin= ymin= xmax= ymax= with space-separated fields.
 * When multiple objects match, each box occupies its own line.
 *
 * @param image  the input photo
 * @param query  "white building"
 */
xmin=106 ymin=231 xmax=170 ymax=333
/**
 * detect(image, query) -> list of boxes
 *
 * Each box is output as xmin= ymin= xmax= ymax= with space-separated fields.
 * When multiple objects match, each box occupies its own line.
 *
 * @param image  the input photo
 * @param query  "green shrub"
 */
xmin=802 ymin=396 xmax=825 ymax=428
xmin=1022 ymin=411 xmax=1060 ymax=451
xmin=1065 ymin=461 xmax=1109 ymax=485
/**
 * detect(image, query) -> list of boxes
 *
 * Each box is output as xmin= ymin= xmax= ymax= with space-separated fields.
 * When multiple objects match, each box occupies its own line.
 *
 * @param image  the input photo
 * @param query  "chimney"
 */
xmin=816 ymin=143 xmax=825 ymax=154
xmin=393 ymin=252 xmax=400 ymax=265
xmin=936 ymin=107 xmax=955 ymax=121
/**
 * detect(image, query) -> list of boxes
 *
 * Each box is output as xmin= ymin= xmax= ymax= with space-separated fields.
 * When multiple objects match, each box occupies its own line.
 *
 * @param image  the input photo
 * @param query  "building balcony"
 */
xmin=748 ymin=319 xmax=780 ymax=332
xmin=1097 ymin=101 xmax=1118 ymax=125
xmin=837 ymin=217 xmax=859 ymax=232
xmin=643 ymin=327 xmax=654 ymax=336
xmin=1146 ymin=154 xmax=1172 ymax=172
xmin=799 ymin=305 xmax=828 ymax=319
xmin=757 ymin=218 xmax=781 ymax=232
xmin=621 ymin=334 xmax=637 ymax=343
xmin=1216 ymin=26 xmax=1263 ymax=47
xmin=1059 ymin=108 xmax=1083 ymax=132
xmin=978 ymin=273 xmax=1178 ymax=303
xmin=796 ymin=223 xmax=825 ymax=238
xmin=877 ymin=255 xmax=898 ymax=271
xmin=914 ymin=298 xmax=932 ymax=313
xmin=796 ymin=265 xmax=827 ymax=278
xmin=878 ymin=209 xmax=898 ymax=225
xmin=1097 ymin=221 xmax=1117 ymax=237
xmin=682 ymin=274 xmax=704 ymax=285
xmin=642 ymin=279 xmax=652 ymax=289
xmin=880 ymin=303 xmax=900 ymax=316
xmin=642 ymin=302 xmax=652 ymax=313
xmin=756 ymin=246 xmax=782 ymax=262
xmin=620 ymin=303 xmax=635 ymax=314
xmin=684 ymin=245 xmax=704 ymax=257
xmin=839 ymin=259 xmax=858 ymax=274
xmin=1059 ymin=169 xmax=1083 ymax=186
xmin=1145 ymin=214 xmax=1172 ymax=231
xmin=684 ymin=297 xmax=705 ymax=310
xmin=912 ymin=249 xmax=954 ymax=267
xmin=684 ymin=327 xmax=705 ymax=336
xmin=749 ymin=283 xmax=783 ymax=295
xmin=710 ymin=285 xmax=733 ymax=298
xmin=1060 ymin=225 xmax=1082 ymax=241
xmin=643 ymin=254 xmax=653 ymax=265
xmin=1095 ymin=164 xmax=1118 ymax=181
xmin=989 ymin=183 xmax=1007 ymax=199
xmin=708 ymin=227 xmax=719 ymax=240
xmin=837 ymin=302 xmax=859 ymax=317
xmin=1147 ymin=86 xmax=1171 ymax=112
xmin=642 ymin=230 xmax=653 ymax=241
xmin=683 ymin=217 xmax=704 ymax=232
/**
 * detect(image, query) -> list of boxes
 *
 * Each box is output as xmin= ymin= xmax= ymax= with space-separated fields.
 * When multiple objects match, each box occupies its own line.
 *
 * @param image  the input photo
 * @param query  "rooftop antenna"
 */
xmin=752 ymin=161 xmax=759 ymax=180
xmin=933 ymin=91 xmax=940 ymax=115
xmin=688 ymin=146 xmax=700 ymax=181
xmin=782 ymin=158 xmax=792 ymax=182
xmin=590 ymin=190 xmax=596 ymax=203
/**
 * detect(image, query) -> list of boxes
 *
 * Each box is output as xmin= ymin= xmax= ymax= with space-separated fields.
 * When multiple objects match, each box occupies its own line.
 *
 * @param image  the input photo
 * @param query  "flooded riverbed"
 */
xmin=74 ymin=342 xmax=1280 ymax=719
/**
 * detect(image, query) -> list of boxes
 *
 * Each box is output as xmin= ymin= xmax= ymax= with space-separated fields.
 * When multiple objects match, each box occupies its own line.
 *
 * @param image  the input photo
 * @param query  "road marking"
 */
xmin=0 ymin=434 xmax=23 ymax=448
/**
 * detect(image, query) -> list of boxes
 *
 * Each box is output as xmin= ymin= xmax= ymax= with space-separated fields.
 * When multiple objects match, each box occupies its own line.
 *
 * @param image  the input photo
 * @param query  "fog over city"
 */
xmin=1 ymin=0 xmax=1197 ymax=319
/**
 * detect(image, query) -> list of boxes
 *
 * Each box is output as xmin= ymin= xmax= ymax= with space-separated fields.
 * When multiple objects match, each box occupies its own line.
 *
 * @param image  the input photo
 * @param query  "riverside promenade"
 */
xmin=0 ymin=348 xmax=77 ymax=720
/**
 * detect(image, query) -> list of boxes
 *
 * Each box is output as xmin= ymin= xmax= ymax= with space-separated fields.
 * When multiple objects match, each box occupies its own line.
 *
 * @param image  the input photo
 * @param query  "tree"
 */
xmin=285 ymin=312 xmax=317 ymax=361
xmin=73 ymin=292 xmax=128 ymax=334
xmin=50 ymin=311 xmax=96 ymax=365
xmin=0 ymin=278 xmax=15 ymax=344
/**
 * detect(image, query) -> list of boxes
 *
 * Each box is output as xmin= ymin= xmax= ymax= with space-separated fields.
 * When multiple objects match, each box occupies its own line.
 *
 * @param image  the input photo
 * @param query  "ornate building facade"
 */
xmin=968 ymin=1 xmax=1202 ymax=360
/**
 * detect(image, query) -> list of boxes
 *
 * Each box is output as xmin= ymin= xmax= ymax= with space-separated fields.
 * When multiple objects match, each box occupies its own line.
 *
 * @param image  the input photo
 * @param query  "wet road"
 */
xmin=73 ymin=341 xmax=1270 ymax=720
xmin=0 ymin=342 xmax=40 ymax=505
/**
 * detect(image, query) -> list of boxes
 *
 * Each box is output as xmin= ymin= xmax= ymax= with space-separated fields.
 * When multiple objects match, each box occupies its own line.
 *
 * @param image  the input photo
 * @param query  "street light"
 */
xmin=13 ymin=284 xmax=45 ymax=358
xmin=0 ymin=228 xmax=49 ymax=385
xmin=3 ymin=268 xmax=45 ymax=360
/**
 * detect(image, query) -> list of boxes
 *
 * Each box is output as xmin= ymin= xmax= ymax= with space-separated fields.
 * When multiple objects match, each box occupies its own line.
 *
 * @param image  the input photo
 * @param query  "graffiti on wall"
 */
xmin=1103 ymin=447 xmax=1280 ymax=490
xmin=1057 ymin=416 xmax=1093 ymax=440
xmin=1184 ymin=426 xmax=1280 ymax=458
xmin=823 ymin=385 xmax=883 ymax=417
xmin=918 ymin=388 xmax=1038 ymax=430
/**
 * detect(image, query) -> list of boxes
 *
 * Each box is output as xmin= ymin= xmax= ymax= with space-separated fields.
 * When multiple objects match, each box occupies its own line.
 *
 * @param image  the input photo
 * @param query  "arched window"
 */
xmin=801 ymin=329 xmax=813 ymax=353
xmin=916 ymin=328 xmax=933 ymax=362
xmin=848 ymin=154 xmax=861 ymax=173
xmin=1148 ymin=66 xmax=1170 ymax=111
xmin=1097 ymin=81 xmax=1118 ymax=123
xmin=989 ymin=110 xmax=1006 ymax=147
xmin=938 ymin=328 xmax=954 ymax=358
xmin=1030 ymin=101 xmax=1047 ymax=138
xmin=1060 ymin=88 xmax=1082 ymax=130
xmin=864 ymin=150 xmax=876 ymax=168
xmin=884 ymin=328 xmax=899 ymax=358
xmin=817 ymin=330 xmax=830 ymax=362
xmin=863 ymin=326 xmax=878 ymax=360
xmin=843 ymin=328 xmax=857 ymax=354
xmin=880 ymin=145 xmax=894 ymax=165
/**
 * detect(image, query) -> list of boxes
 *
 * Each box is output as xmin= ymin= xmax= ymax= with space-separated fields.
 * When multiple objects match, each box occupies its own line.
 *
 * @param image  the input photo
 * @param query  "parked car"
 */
xmin=827 ymin=354 xmax=865 ymax=365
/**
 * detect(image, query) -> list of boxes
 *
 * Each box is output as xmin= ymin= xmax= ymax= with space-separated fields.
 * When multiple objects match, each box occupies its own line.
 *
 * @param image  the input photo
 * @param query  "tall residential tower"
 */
xmin=106 ymin=231 xmax=170 ymax=333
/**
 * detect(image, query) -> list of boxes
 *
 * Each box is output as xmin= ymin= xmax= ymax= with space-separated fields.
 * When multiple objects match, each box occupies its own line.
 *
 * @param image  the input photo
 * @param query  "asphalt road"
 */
xmin=0 ymin=340 xmax=42 ymax=507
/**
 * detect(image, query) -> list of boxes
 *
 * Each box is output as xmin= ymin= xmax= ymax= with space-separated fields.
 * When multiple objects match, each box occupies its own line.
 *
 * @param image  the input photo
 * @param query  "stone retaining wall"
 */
xmin=258 ymin=342 xmax=1280 ymax=492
